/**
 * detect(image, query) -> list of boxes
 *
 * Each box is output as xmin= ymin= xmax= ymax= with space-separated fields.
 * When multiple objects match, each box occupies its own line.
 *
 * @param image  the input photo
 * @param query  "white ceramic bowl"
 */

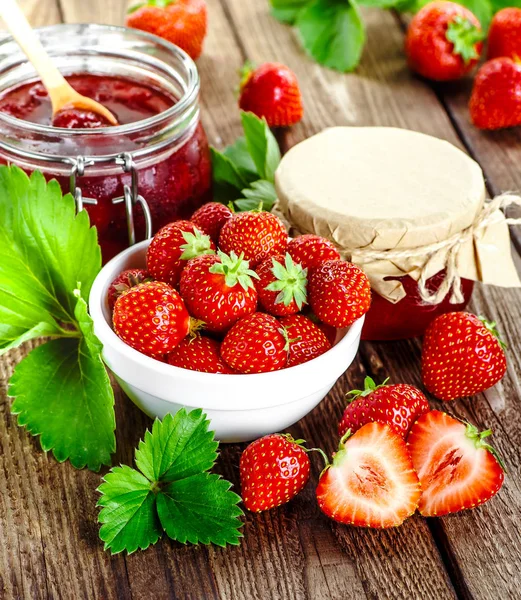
xmin=89 ymin=240 xmax=364 ymax=442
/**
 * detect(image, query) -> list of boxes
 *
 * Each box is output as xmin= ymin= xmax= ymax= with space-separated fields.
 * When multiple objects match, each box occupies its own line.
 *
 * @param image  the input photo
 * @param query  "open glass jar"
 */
xmin=0 ymin=24 xmax=212 ymax=261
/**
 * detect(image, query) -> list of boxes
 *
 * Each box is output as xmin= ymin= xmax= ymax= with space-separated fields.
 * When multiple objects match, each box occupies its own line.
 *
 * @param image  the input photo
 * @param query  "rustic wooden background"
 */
xmin=1 ymin=0 xmax=521 ymax=598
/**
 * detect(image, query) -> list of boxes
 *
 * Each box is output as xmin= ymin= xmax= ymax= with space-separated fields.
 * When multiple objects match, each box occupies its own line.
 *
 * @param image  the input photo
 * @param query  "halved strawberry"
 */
xmin=407 ymin=410 xmax=505 ymax=517
xmin=316 ymin=422 xmax=421 ymax=528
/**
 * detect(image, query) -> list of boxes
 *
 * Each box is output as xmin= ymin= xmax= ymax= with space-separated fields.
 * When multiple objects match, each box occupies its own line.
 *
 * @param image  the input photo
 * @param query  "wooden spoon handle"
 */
xmin=0 ymin=0 xmax=68 ymax=110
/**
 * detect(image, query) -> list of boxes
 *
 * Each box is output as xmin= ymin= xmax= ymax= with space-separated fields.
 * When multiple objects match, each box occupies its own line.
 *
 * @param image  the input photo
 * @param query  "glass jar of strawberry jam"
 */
xmin=0 ymin=24 xmax=211 ymax=261
xmin=275 ymin=127 xmax=520 ymax=340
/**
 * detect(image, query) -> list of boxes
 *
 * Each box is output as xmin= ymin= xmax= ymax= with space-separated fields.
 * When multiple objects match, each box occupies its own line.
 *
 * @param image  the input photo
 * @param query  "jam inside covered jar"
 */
xmin=0 ymin=24 xmax=212 ymax=261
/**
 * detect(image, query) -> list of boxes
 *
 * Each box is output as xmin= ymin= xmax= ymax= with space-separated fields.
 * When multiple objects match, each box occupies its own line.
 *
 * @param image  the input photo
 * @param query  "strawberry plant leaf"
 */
xmin=296 ymin=0 xmax=365 ymax=72
xmin=9 ymin=305 xmax=116 ymax=471
xmin=223 ymin=137 xmax=259 ymax=181
xmin=211 ymin=147 xmax=252 ymax=202
xmin=98 ymin=466 xmax=162 ymax=555
xmin=235 ymin=180 xmax=277 ymax=212
xmin=135 ymin=409 xmax=218 ymax=482
xmin=241 ymin=111 xmax=281 ymax=182
xmin=270 ymin=0 xmax=311 ymax=23
xmin=98 ymin=410 xmax=243 ymax=554
xmin=156 ymin=473 xmax=243 ymax=547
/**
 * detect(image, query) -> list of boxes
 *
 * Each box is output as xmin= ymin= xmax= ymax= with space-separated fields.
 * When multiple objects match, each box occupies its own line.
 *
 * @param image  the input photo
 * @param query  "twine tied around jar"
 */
xmin=344 ymin=193 xmax=521 ymax=305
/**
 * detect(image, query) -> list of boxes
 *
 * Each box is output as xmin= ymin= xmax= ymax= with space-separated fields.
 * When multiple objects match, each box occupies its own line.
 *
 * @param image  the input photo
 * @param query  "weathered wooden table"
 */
xmin=1 ymin=0 xmax=521 ymax=598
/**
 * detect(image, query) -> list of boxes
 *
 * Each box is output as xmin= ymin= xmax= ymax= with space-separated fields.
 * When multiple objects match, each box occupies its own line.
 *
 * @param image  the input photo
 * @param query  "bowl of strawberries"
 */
xmin=89 ymin=204 xmax=371 ymax=442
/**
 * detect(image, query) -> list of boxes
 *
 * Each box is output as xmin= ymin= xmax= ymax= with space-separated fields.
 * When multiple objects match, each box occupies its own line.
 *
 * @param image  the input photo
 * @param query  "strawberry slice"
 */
xmin=316 ymin=422 xmax=421 ymax=528
xmin=407 ymin=410 xmax=505 ymax=517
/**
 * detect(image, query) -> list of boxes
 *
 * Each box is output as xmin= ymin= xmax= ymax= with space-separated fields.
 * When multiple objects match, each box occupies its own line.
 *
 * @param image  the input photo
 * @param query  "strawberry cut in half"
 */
xmin=407 ymin=410 xmax=505 ymax=517
xmin=422 ymin=312 xmax=507 ymax=401
xmin=316 ymin=422 xmax=421 ymax=528
xmin=240 ymin=433 xmax=311 ymax=512
xmin=339 ymin=377 xmax=430 ymax=438
xmin=255 ymin=253 xmax=307 ymax=317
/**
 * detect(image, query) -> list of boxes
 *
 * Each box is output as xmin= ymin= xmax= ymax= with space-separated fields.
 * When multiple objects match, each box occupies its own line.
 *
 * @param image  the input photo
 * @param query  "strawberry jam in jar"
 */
xmin=275 ymin=127 xmax=520 ymax=340
xmin=0 ymin=24 xmax=211 ymax=261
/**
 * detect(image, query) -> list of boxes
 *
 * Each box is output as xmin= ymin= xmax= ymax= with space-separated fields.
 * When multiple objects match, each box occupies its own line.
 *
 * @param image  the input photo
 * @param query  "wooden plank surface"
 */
xmin=1 ymin=0 xmax=521 ymax=598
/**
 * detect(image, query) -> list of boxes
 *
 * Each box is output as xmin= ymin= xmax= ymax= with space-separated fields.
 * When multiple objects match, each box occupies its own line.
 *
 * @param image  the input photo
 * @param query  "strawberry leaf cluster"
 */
xmin=211 ymin=111 xmax=279 ymax=211
xmin=98 ymin=409 xmax=243 ymax=554
xmin=0 ymin=165 xmax=115 ymax=471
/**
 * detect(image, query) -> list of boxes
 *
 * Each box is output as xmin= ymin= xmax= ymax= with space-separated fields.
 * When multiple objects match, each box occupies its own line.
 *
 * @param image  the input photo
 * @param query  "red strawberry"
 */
xmin=469 ymin=57 xmax=521 ymax=130
xmin=113 ymin=281 xmax=193 ymax=358
xmin=308 ymin=260 xmax=371 ymax=328
xmin=338 ymin=377 xmax=430 ymax=438
xmin=407 ymin=410 xmax=505 ymax=516
xmin=107 ymin=268 xmax=151 ymax=310
xmin=255 ymin=253 xmax=307 ymax=317
xmin=422 ymin=312 xmax=507 ymax=401
xmin=219 ymin=210 xmax=288 ymax=268
xmin=280 ymin=314 xmax=331 ymax=367
xmin=287 ymin=234 xmax=341 ymax=271
xmin=316 ymin=422 xmax=421 ymax=528
xmin=240 ymin=434 xmax=311 ymax=512
xmin=126 ymin=0 xmax=207 ymax=61
xmin=167 ymin=334 xmax=236 ymax=373
xmin=487 ymin=8 xmax=521 ymax=60
xmin=146 ymin=220 xmax=215 ymax=287
xmin=221 ymin=313 xmax=288 ymax=373
xmin=405 ymin=1 xmax=483 ymax=81
xmin=191 ymin=202 xmax=233 ymax=244
xmin=238 ymin=62 xmax=303 ymax=128
xmin=180 ymin=251 xmax=258 ymax=333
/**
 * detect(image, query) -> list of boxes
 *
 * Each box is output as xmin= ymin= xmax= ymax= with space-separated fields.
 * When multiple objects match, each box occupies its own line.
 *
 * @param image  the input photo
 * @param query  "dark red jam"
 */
xmin=361 ymin=270 xmax=474 ymax=340
xmin=0 ymin=74 xmax=212 ymax=260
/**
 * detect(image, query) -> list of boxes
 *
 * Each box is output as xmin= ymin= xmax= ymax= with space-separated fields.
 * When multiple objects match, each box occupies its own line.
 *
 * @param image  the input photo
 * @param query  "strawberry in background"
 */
xmin=238 ymin=62 xmax=304 ymax=128
xmin=405 ymin=1 xmax=483 ymax=81
xmin=126 ymin=0 xmax=207 ymax=61
xmin=469 ymin=57 xmax=521 ymax=130
xmin=488 ymin=8 xmax=521 ymax=60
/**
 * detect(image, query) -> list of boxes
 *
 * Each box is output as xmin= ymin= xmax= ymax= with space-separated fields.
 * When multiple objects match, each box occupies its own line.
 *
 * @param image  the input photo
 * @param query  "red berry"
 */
xmin=113 ymin=281 xmax=191 ymax=358
xmin=469 ymin=57 xmax=521 ymax=130
xmin=255 ymin=253 xmax=307 ymax=317
xmin=240 ymin=434 xmax=310 ymax=512
xmin=338 ymin=377 xmax=430 ymax=438
xmin=487 ymin=8 xmax=521 ymax=60
xmin=316 ymin=423 xmax=421 ymax=528
xmin=422 ymin=312 xmax=507 ymax=401
xmin=146 ymin=220 xmax=215 ymax=287
xmin=219 ymin=211 xmax=288 ymax=268
xmin=405 ymin=1 xmax=483 ymax=81
xmin=308 ymin=260 xmax=371 ymax=328
xmin=280 ymin=314 xmax=331 ymax=367
xmin=126 ymin=0 xmax=207 ymax=61
xmin=221 ymin=313 xmax=288 ymax=373
xmin=238 ymin=62 xmax=303 ymax=128
xmin=287 ymin=234 xmax=340 ymax=271
xmin=191 ymin=202 xmax=233 ymax=244
xmin=407 ymin=410 xmax=505 ymax=516
xmin=180 ymin=251 xmax=258 ymax=333
xmin=167 ymin=334 xmax=236 ymax=373
xmin=107 ymin=268 xmax=151 ymax=310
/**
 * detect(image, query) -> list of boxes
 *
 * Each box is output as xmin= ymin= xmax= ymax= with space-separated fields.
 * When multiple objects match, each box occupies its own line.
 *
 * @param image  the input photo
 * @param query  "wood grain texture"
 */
xmin=0 ymin=0 xmax=62 ymax=30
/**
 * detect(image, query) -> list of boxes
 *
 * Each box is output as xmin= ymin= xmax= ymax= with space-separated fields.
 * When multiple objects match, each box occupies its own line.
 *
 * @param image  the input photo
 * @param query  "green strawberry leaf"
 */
xmin=98 ymin=410 xmax=243 ymax=554
xmin=235 ymin=180 xmax=278 ymax=212
xmin=241 ymin=112 xmax=281 ymax=182
xmin=270 ymin=0 xmax=311 ymax=23
xmin=211 ymin=147 xmax=252 ymax=202
xmin=223 ymin=137 xmax=260 ymax=182
xmin=135 ymin=409 xmax=218 ymax=482
xmin=9 ymin=302 xmax=116 ymax=471
xmin=296 ymin=0 xmax=366 ymax=73
xmin=156 ymin=473 xmax=243 ymax=547
xmin=454 ymin=0 xmax=492 ymax=31
xmin=98 ymin=466 xmax=162 ymax=555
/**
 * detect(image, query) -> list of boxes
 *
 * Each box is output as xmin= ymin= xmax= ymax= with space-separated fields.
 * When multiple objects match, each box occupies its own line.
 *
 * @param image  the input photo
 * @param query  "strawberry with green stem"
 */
xmin=107 ymin=268 xmax=151 ymax=310
xmin=339 ymin=377 xmax=430 ymax=438
xmin=255 ymin=253 xmax=307 ymax=316
xmin=280 ymin=314 xmax=331 ymax=367
xmin=191 ymin=202 xmax=234 ymax=244
xmin=180 ymin=250 xmax=259 ymax=333
xmin=316 ymin=422 xmax=421 ymax=528
xmin=287 ymin=234 xmax=341 ymax=271
xmin=407 ymin=410 xmax=505 ymax=516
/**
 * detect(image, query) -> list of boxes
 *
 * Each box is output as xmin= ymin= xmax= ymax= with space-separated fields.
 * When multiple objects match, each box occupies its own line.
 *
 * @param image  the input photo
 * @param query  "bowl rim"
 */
xmin=88 ymin=239 xmax=364 ymax=389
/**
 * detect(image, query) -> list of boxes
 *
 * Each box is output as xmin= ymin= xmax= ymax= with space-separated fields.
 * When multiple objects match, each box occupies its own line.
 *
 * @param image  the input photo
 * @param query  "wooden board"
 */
xmin=1 ymin=0 xmax=521 ymax=598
